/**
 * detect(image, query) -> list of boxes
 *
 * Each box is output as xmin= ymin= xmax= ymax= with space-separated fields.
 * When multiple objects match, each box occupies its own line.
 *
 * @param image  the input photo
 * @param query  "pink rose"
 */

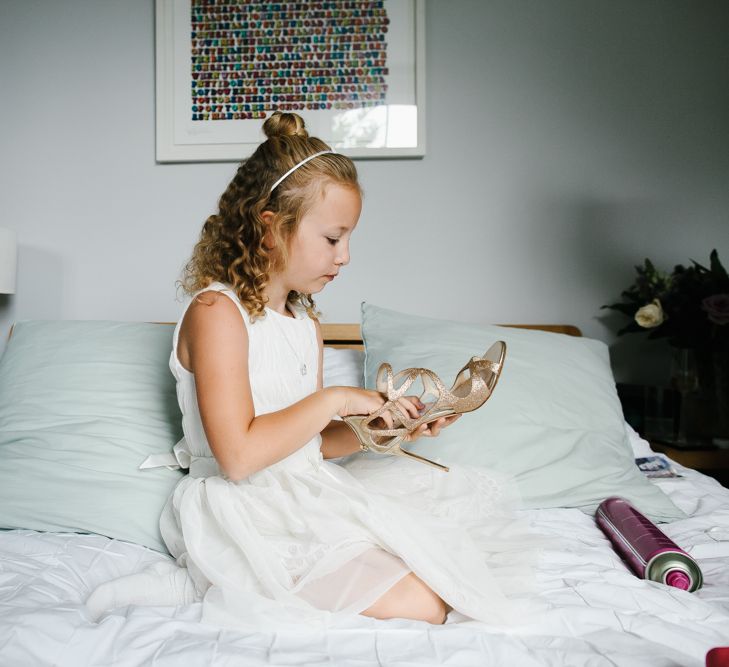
xmin=702 ymin=293 xmax=729 ymax=326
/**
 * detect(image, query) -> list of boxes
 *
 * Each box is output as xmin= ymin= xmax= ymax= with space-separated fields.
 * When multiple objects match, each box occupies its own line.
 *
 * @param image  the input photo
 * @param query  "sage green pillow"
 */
xmin=360 ymin=304 xmax=683 ymax=521
xmin=0 ymin=321 xmax=183 ymax=551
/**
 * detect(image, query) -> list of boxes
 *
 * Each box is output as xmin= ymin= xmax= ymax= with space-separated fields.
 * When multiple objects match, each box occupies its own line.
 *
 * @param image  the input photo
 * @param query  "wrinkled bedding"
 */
xmin=1 ymin=439 xmax=729 ymax=667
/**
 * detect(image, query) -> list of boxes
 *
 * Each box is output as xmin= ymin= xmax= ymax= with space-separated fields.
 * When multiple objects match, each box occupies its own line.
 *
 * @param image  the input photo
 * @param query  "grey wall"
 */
xmin=1 ymin=0 xmax=728 ymax=384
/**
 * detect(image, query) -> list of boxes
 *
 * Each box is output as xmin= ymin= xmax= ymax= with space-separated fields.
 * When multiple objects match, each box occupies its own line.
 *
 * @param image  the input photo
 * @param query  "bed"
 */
xmin=1 ymin=305 xmax=728 ymax=667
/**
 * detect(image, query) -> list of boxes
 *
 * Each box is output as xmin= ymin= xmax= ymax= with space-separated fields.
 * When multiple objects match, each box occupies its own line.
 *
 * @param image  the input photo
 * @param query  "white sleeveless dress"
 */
xmin=89 ymin=282 xmax=541 ymax=629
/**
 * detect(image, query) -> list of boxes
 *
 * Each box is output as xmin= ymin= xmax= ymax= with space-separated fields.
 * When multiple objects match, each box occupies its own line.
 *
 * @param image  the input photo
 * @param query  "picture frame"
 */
xmin=155 ymin=0 xmax=425 ymax=163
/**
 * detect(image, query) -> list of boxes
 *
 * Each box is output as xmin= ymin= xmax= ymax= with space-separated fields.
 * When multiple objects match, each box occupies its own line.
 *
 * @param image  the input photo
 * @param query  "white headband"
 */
xmin=269 ymin=150 xmax=337 ymax=193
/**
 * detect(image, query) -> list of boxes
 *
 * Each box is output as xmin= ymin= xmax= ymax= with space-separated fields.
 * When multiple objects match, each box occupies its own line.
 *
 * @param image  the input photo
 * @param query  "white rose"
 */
xmin=634 ymin=299 xmax=665 ymax=328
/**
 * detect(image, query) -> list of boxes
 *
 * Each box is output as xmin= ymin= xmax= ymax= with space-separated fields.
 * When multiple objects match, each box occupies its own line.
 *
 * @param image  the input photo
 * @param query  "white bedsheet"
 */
xmin=2 ymin=439 xmax=729 ymax=666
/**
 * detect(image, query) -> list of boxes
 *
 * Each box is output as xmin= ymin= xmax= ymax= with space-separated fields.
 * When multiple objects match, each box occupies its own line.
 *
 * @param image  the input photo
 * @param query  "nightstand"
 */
xmin=617 ymin=382 xmax=729 ymax=486
xmin=650 ymin=441 xmax=729 ymax=487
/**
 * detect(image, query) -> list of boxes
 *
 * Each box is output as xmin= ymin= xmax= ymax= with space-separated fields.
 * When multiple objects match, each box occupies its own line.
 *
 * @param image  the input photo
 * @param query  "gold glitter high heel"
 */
xmin=343 ymin=342 xmax=506 ymax=472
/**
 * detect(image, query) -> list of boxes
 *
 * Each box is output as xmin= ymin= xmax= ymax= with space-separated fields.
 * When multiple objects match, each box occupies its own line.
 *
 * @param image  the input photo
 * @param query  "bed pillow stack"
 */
xmin=0 ymin=321 xmax=183 ymax=552
xmin=359 ymin=303 xmax=683 ymax=521
xmin=0 ymin=309 xmax=683 ymax=555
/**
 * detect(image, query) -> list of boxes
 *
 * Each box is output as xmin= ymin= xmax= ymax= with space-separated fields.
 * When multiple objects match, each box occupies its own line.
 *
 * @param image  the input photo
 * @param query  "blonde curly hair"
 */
xmin=181 ymin=111 xmax=360 ymax=319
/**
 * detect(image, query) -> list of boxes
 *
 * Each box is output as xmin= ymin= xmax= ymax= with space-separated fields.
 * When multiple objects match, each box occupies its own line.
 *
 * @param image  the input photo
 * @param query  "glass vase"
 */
xmin=670 ymin=348 xmax=700 ymax=446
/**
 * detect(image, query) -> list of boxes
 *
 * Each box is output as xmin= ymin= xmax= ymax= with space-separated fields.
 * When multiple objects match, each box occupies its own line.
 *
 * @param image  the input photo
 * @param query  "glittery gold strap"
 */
xmin=351 ymin=342 xmax=506 ymax=459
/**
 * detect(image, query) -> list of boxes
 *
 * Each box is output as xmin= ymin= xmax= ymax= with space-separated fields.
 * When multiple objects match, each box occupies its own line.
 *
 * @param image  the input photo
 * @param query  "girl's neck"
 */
xmin=264 ymin=280 xmax=294 ymax=317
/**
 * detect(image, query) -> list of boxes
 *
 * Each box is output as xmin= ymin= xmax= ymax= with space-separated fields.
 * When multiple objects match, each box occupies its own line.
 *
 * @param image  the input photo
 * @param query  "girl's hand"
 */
xmin=334 ymin=389 xmax=460 ymax=441
xmin=403 ymin=414 xmax=461 ymax=442
xmin=379 ymin=395 xmax=425 ymax=428
xmin=334 ymin=390 xmax=424 ymax=425
xmin=335 ymin=387 xmax=386 ymax=418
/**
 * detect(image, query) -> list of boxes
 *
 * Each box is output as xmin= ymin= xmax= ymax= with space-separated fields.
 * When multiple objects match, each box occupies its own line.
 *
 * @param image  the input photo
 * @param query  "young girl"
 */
xmin=87 ymin=111 xmax=538 ymax=629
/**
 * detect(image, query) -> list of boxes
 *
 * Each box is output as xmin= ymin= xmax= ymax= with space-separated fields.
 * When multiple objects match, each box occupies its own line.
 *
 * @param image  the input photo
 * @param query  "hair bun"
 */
xmin=263 ymin=111 xmax=309 ymax=139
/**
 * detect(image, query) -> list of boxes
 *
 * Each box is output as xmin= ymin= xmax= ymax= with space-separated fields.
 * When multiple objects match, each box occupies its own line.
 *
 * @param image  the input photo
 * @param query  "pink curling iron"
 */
xmin=596 ymin=496 xmax=703 ymax=591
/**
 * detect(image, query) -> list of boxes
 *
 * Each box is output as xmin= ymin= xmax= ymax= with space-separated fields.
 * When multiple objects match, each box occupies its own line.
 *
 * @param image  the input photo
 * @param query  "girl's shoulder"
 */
xmin=183 ymin=283 xmax=250 ymax=329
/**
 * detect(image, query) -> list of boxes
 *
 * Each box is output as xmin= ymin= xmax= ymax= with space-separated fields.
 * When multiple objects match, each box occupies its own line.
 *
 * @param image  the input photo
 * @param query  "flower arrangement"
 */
xmin=603 ymin=250 xmax=729 ymax=350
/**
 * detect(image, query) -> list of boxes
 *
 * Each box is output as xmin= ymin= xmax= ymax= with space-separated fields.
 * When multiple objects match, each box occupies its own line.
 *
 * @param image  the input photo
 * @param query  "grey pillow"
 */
xmin=0 ymin=320 xmax=183 ymax=551
xmin=360 ymin=304 xmax=683 ymax=521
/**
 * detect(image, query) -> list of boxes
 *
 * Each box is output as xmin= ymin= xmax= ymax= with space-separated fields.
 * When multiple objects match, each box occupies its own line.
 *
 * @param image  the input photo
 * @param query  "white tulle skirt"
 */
xmin=152 ymin=441 xmax=543 ymax=631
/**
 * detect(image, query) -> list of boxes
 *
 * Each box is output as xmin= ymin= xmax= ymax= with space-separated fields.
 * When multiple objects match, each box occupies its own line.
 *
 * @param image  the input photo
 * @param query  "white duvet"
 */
xmin=1 ymin=434 xmax=729 ymax=667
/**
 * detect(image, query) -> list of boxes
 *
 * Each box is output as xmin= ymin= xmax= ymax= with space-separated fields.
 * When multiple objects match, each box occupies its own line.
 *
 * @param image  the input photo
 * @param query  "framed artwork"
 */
xmin=155 ymin=0 xmax=425 ymax=162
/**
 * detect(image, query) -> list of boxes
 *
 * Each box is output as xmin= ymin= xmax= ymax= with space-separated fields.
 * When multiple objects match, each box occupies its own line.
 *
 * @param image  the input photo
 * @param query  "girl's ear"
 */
xmin=261 ymin=211 xmax=277 ymax=249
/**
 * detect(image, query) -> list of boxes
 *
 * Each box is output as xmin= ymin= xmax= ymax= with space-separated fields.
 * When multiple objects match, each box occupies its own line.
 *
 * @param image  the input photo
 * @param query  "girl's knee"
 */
xmin=362 ymin=573 xmax=448 ymax=624
xmin=406 ymin=574 xmax=447 ymax=624
xmin=423 ymin=594 xmax=448 ymax=625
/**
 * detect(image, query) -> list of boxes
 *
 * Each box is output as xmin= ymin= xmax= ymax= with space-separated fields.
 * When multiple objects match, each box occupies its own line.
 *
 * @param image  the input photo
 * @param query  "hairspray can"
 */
xmin=596 ymin=496 xmax=703 ymax=591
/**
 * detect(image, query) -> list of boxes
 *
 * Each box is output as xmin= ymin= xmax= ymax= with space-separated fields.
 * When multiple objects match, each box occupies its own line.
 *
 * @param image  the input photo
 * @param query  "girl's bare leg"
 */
xmin=361 ymin=573 xmax=448 ymax=625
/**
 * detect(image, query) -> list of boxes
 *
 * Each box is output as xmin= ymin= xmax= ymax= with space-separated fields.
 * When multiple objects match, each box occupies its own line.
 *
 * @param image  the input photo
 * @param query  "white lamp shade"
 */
xmin=0 ymin=227 xmax=18 ymax=294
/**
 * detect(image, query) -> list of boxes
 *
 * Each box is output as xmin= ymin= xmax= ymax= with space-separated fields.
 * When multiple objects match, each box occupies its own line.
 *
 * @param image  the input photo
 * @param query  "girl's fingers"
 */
xmin=397 ymin=396 xmax=422 ymax=420
xmin=372 ymin=399 xmax=460 ymax=440
xmin=405 ymin=423 xmax=428 ymax=442
xmin=425 ymin=417 xmax=447 ymax=437
xmin=402 ymin=414 xmax=458 ymax=442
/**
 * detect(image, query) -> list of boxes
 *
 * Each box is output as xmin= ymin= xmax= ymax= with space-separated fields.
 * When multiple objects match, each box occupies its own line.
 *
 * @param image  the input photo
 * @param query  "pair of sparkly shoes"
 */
xmin=343 ymin=342 xmax=506 ymax=472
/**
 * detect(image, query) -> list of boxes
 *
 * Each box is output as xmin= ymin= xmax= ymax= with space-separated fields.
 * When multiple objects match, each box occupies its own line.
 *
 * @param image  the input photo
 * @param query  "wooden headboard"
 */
xmin=6 ymin=323 xmax=581 ymax=348
xmin=320 ymin=323 xmax=582 ymax=350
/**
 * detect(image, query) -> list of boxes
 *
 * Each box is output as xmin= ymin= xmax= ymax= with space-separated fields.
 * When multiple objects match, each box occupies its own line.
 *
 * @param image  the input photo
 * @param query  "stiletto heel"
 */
xmin=343 ymin=342 xmax=507 ymax=472
xmin=389 ymin=445 xmax=451 ymax=471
